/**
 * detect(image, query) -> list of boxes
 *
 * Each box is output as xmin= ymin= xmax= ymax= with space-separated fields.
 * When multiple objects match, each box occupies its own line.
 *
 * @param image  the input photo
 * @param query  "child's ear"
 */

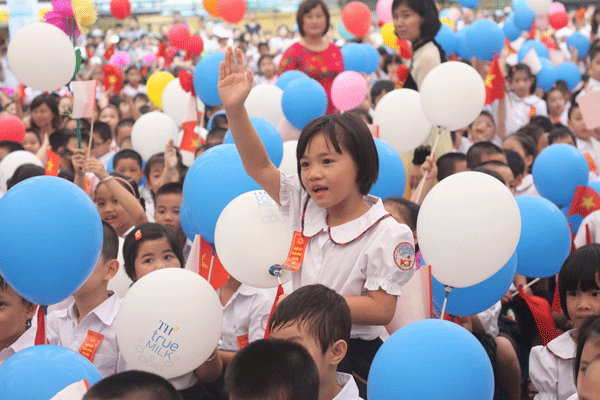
xmin=26 ymin=303 xmax=38 ymax=320
xmin=524 ymin=154 xmax=534 ymax=168
xmin=328 ymin=339 xmax=348 ymax=366
xmin=514 ymin=173 xmax=524 ymax=188
xmin=104 ymin=259 xmax=120 ymax=282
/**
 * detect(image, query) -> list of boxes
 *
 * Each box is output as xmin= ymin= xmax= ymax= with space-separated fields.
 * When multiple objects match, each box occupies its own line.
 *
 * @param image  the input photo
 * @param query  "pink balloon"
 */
xmin=548 ymin=2 xmax=566 ymax=15
xmin=110 ymin=51 xmax=130 ymax=68
xmin=376 ymin=0 xmax=393 ymax=23
xmin=143 ymin=53 xmax=156 ymax=64
xmin=331 ymin=71 xmax=368 ymax=112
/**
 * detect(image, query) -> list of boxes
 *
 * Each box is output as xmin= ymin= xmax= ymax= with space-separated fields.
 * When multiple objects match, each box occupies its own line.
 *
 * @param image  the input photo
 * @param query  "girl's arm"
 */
xmin=218 ymin=47 xmax=281 ymax=205
xmin=344 ymin=289 xmax=397 ymax=326
xmin=83 ymin=158 xmax=148 ymax=226
xmin=193 ymin=347 xmax=223 ymax=383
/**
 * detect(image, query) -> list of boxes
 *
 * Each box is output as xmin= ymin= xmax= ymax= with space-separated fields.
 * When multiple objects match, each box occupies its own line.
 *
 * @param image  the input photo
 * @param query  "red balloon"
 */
xmin=187 ymin=35 xmax=204 ymax=55
xmin=0 ymin=115 xmax=25 ymax=144
xmin=168 ymin=23 xmax=191 ymax=50
xmin=217 ymin=0 xmax=247 ymax=24
xmin=342 ymin=1 xmax=372 ymax=38
xmin=110 ymin=0 xmax=131 ymax=19
xmin=548 ymin=12 xmax=569 ymax=30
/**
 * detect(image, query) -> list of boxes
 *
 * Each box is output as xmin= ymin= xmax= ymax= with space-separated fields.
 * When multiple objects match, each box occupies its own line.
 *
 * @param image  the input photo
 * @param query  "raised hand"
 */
xmin=164 ymin=139 xmax=178 ymax=170
xmin=72 ymin=149 xmax=86 ymax=174
xmin=83 ymin=157 xmax=109 ymax=181
xmin=217 ymin=47 xmax=253 ymax=111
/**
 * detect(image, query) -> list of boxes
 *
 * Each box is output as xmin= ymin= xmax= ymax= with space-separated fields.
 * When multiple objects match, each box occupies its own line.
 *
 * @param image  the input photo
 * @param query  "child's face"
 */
xmin=579 ymin=360 xmax=600 ymax=400
xmin=569 ymin=107 xmax=591 ymax=141
xmin=116 ymin=125 xmax=133 ymax=148
xmin=259 ymin=57 xmax=276 ymax=79
xmin=490 ymin=165 xmax=516 ymax=195
xmin=95 ymin=184 xmax=134 ymax=236
xmin=99 ymin=108 xmax=120 ymax=131
xmin=566 ymin=288 xmax=600 ymax=330
xmin=577 ymin=339 xmax=600 ymax=394
xmin=588 ymin=53 xmax=600 ymax=81
xmin=546 ymin=90 xmax=566 ymax=116
xmin=0 ymin=284 xmax=36 ymax=349
xmin=154 ymin=193 xmax=183 ymax=235
xmin=119 ymin=101 xmax=132 ymax=120
xmin=134 ymin=237 xmax=180 ymax=280
xmin=470 ymin=115 xmax=496 ymax=143
xmin=115 ymin=158 xmax=144 ymax=185
xmin=146 ymin=164 xmax=164 ymax=193
xmin=510 ymin=70 xmax=532 ymax=98
xmin=92 ymin=133 xmax=111 ymax=158
xmin=22 ymin=132 xmax=40 ymax=154
xmin=67 ymin=136 xmax=88 ymax=155
xmin=503 ymin=137 xmax=532 ymax=168
xmin=127 ymin=68 xmax=142 ymax=85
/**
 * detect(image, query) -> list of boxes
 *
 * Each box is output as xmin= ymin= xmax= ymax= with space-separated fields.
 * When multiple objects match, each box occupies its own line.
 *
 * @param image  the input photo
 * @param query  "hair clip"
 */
xmin=135 ymin=230 xmax=142 ymax=241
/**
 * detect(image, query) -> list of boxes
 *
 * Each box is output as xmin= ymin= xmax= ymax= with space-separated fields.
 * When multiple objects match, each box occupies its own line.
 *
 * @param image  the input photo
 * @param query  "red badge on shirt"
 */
xmin=282 ymin=231 xmax=308 ymax=272
xmin=78 ymin=331 xmax=104 ymax=362
xmin=237 ymin=333 xmax=249 ymax=350
xmin=393 ymin=242 xmax=415 ymax=270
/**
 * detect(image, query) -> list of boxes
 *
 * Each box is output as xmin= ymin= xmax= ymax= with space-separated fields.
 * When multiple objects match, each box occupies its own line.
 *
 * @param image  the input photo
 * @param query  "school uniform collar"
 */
xmin=7 ymin=327 xmax=36 ymax=354
xmin=546 ymin=329 xmax=577 ymax=360
xmin=302 ymin=195 xmax=391 ymax=245
xmin=63 ymin=292 xmax=121 ymax=327
xmin=334 ymin=372 xmax=362 ymax=400
xmin=507 ymin=90 xmax=538 ymax=106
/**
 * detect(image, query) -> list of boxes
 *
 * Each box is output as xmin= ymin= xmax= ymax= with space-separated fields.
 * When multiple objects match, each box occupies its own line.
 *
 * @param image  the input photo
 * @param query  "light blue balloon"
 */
xmin=370 ymin=138 xmax=406 ymax=200
xmin=0 ymin=345 xmax=103 ymax=400
xmin=514 ymin=6 xmax=535 ymax=31
xmin=533 ymin=143 xmax=589 ymax=206
xmin=180 ymin=200 xmax=199 ymax=241
xmin=556 ymin=62 xmax=582 ymax=91
xmin=503 ymin=14 xmax=522 ymax=42
xmin=459 ymin=0 xmax=479 ymax=8
xmin=0 ymin=176 xmax=103 ymax=305
xmin=465 ymin=19 xmax=504 ymax=61
xmin=182 ymin=144 xmax=261 ymax=244
xmin=518 ymin=40 xmax=550 ymax=62
xmin=515 ymin=195 xmax=572 ymax=278
xmin=275 ymin=70 xmax=308 ymax=91
xmin=281 ymin=77 xmax=327 ymax=130
xmin=338 ymin=21 xmax=355 ymax=41
xmin=193 ymin=51 xmax=225 ymax=106
xmin=435 ymin=23 xmax=455 ymax=58
xmin=567 ymin=32 xmax=591 ymax=58
xmin=513 ymin=0 xmax=528 ymax=8
xmin=342 ymin=42 xmax=368 ymax=73
xmin=537 ymin=57 xmax=558 ymax=92
xmin=432 ymin=251 xmax=517 ymax=316
xmin=368 ymin=319 xmax=494 ymax=400
xmin=453 ymin=28 xmax=472 ymax=60
xmin=224 ymin=117 xmax=284 ymax=167
xmin=362 ymin=43 xmax=380 ymax=75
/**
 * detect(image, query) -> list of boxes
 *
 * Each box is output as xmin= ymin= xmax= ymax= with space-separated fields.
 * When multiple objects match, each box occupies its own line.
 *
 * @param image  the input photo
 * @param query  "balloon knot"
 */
xmin=269 ymin=265 xmax=283 ymax=278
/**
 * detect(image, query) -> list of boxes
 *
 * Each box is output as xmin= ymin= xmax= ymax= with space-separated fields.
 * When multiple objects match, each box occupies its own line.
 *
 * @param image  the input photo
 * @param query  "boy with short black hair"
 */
xmin=436 ymin=152 xmax=467 ymax=182
xmin=154 ymin=182 xmax=191 ymax=260
xmin=0 ymin=140 xmax=24 ymax=163
xmin=83 ymin=370 xmax=182 ymax=400
xmin=504 ymin=149 xmax=525 ymax=189
xmin=466 ymin=141 xmax=507 ymax=170
xmin=269 ymin=284 xmax=360 ymax=400
xmin=476 ymin=160 xmax=516 ymax=195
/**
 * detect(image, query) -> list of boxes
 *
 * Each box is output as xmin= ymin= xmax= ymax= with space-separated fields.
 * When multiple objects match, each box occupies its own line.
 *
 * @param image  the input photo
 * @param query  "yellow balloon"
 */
xmin=147 ymin=71 xmax=175 ymax=109
xmin=440 ymin=18 xmax=455 ymax=29
xmin=381 ymin=22 xmax=398 ymax=50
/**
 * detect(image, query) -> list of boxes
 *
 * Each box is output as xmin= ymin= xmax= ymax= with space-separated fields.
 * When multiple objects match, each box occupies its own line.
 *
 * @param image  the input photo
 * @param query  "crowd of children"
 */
xmin=3 ymin=0 xmax=600 ymax=399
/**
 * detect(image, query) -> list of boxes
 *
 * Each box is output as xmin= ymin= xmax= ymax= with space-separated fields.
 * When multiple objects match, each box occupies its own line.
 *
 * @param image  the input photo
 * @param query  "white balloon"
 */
xmin=161 ymin=79 xmax=194 ymax=126
xmin=374 ymin=89 xmax=433 ymax=154
xmin=279 ymin=140 xmax=298 ymax=175
xmin=420 ymin=62 xmax=485 ymax=132
xmin=417 ymin=172 xmax=521 ymax=288
xmin=116 ymin=268 xmax=222 ymax=379
xmin=245 ymin=84 xmax=285 ymax=128
xmin=131 ymin=112 xmax=179 ymax=161
xmin=0 ymin=150 xmax=44 ymax=193
xmin=278 ymin=117 xmax=301 ymax=142
xmin=528 ymin=0 xmax=552 ymax=16
xmin=7 ymin=23 xmax=76 ymax=92
xmin=215 ymin=190 xmax=294 ymax=288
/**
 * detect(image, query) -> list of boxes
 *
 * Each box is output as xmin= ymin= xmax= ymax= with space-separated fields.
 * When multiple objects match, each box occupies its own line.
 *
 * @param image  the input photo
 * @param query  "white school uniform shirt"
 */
xmin=333 ymin=372 xmax=363 ymax=400
xmin=566 ymin=395 xmax=578 ymax=400
xmin=218 ymin=284 xmax=272 ymax=352
xmin=0 ymin=327 xmax=47 ymax=366
xmin=485 ymin=91 xmax=548 ymax=137
xmin=278 ymin=173 xmax=416 ymax=340
xmin=141 ymin=186 xmax=155 ymax=223
xmin=529 ymin=329 xmax=577 ymax=400
xmin=477 ymin=301 xmax=502 ymax=338
xmin=576 ymin=137 xmax=600 ymax=173
xmin=121 ymin=84 xmax=148 ymax=99
xmin=46 ymin=293 xmax=126 ymax=378
xmin=516 ymin=174 xmax=540 ymax=197
xmin=574 ymin=210 xmax=600 ymax=248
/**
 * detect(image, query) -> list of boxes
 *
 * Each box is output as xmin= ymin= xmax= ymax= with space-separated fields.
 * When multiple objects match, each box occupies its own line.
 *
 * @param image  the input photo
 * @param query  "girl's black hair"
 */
xmin=548 ymin=126 xmax=577 ymax=146
xmin=392 ymin=0 xmax=441 ymax=42
xmin=559 ymin=244 xmax=600 ymax=321
xmin=382 ymin=197 xmax=419 ymax=233
xmin=122 ymin=222 xmax=184 ymax=281
xmin=574 ymin=315 xmax=600 ymax=385
xmin=6 ymin=164 xmax=45 ymax=190
xmin=507 ymin=63 xmax=534 ymax=80
xmin=30 ymin=93 xmax=61 ymax=132
xmin=543 ymin=86 xmax=565 ymax=102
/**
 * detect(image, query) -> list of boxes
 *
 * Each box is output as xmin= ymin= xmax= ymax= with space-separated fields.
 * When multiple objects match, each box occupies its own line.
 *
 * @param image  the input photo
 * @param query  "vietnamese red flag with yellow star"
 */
xmin=45 ymin=147 xmax=60 ymax=176
xmin=568 ymin=185 xmax=600 ymax=218
xmin=485 ymin=53 xmax=504 ymax=105
xmin=180 ymin=96 xmax=202 ymax=153
xmin=185 ymin=235 xmax=229 ymax=290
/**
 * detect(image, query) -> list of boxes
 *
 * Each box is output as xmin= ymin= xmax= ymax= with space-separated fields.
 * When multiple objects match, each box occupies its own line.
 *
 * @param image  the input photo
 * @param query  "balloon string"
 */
xmin=440 ymin=285 xmax=452 ymax=320
xmin=414 ymin=126 xmax=443 ymax=204
xmin=77 ymin=119 xmax=82 ymax=149
xmin=511 ymin=277 xmax=541 ymax=298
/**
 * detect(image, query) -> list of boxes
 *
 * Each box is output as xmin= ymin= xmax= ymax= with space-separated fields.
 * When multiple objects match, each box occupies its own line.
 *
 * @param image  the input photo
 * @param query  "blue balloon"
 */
xmin=281 ymin=77 xmax=327 ymax=130
xmin=0 ymin=176 xmax=103 ymax=305
xmin=567 ymin=32 xmax=591 ymax=58
xmin=514 ymin=6 xmax=535 ymax=31
xmin=588 ymin=181 xmax=600 ymax=198
xmin=513 ymin=0 xmax=528 ymax=8
xmin=276 ymin=70 xmax=309 ymax=91
xmin=435 ymin=23 xmax=455 ymax=58
xmin=533 ymin=143 xmax=589 ymax=206
xmin=556 ymin=62 xmax=582 ymax=92
xmin=518 ymin=40 xmax=550 ymax=62
xmin=0 ymin=345 xmax=103 ymax=399
xmin=180 ymin=200 xmax=199 ymax=241
xmin=368 ymin=319 xmax=494 ymax=400
xmin=432 ymin=252 xmax=517 ymax=316
xmin=465 ymin=19 xmax=504 ymax=61
xmin=182 ymin=144 xmax=261 ymax=244
xmin=453 ymin=28 xmax=472 ymax=60
xmin=362 ymin=43 xmax=380 ymax=75
xmin=537 ymin=57 xmax=558 ymax=92
xmin=193 ymin=51 xmax=225 ymax=106
xmin=370 ymin=138 xmax=407 ymax=200
xmin=458 ymin=0 xmax=479 ymax=8
xmin=515 ymin=195 xmax=572 ymax=278
xmin=338 ymin=21 xmax=355 ymax=41
xmin=224 ymin=117 xmax=284 ymax=167
xmin=503 ymin=14 xmax=522 ymax=42
xmin=342 ymin=42 xmax=368 ymax=73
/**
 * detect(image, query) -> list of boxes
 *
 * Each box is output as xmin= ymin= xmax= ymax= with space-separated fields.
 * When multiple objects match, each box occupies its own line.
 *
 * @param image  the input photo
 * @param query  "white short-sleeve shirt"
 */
xmin=279 ymin=173 xmax=416 ymax=340
xmin=574 ymin=210 xmax=600 ymax=248
xmin=333 ymin=372 xmax=363 ymax=400
xmin=529 ymin=330 xmax=577 ymax=400
xmin=0 ymin=327 xmax=45 ymax=366
xmin=486 ymin=91 xmax=548 ymax=137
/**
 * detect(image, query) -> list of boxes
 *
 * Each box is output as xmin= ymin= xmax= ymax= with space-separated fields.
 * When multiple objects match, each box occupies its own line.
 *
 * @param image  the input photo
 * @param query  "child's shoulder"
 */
xmin=533 ymin=329 xmax=577 ymax=361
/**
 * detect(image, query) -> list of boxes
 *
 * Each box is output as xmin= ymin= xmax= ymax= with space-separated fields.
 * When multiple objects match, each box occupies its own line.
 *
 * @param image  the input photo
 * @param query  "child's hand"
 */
xmin=83 ymin=157 xmax=109 ymax=181
xmin=72 ymin=149 xmax=86 ymax=174
xmin=165 ymin=139 xmax=178 ymax=170
xmin=218 ymin=47 xmax=253 ymax=111
xmin=421 ymin=156 xmax=437 ymax=181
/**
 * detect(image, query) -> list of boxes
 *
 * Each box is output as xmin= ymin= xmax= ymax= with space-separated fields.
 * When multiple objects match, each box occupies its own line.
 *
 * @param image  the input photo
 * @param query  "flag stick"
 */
xmin=414 ymin=127 xmax=443 ymax=204
xmin=86 ymin=117 xmax=95 ymax=159
xmin=511 ymin=278 xmax=541 ymax=298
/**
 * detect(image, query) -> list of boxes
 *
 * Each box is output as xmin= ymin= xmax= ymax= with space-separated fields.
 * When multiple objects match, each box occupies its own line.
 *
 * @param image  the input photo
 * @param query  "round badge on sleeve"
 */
xmin=394 ymin=242 xmax=415 ymax=270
